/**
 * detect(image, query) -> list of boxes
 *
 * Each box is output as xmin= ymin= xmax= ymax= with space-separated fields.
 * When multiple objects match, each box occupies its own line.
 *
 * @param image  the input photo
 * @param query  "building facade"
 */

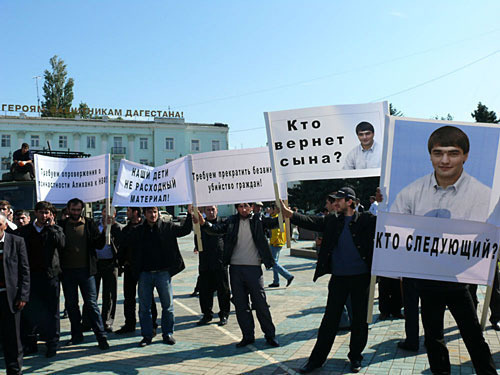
xmin=0 ymin=115 xmax=231 ymax=215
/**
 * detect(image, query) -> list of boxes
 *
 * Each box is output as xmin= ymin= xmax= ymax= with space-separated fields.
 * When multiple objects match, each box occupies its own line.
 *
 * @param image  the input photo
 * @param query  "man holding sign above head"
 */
xmin=343 ymin=122 xmax=382 ymax=170
xmin=390 ymin=125 xmax=496 ymax=375
xmin=196 ymin=203 xmax=280 ymax=348
xmin=281 ymin=188 xmax=376 ymax=374
xmin=129 ymin=206 xmax=192 ymax=347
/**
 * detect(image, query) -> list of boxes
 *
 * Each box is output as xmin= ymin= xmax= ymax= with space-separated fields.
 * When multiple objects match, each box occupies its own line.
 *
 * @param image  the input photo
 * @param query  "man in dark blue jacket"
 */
xmin=282 ymin=187 xmax=375 ymax=373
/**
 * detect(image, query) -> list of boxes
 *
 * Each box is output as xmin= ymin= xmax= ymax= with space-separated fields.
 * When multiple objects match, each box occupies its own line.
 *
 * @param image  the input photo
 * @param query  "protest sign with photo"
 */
xmin=264 ymin=102 xmax=388 ymax=182
xmin=189 ymin=147 xmax=287 ymax=206
xmin=35 ymin=154 xmax=110 ymax=203
xmin=372 ymin=117 xmax=500 ymax=285
xmin=112 ymin=156 xmax=193 ymax=207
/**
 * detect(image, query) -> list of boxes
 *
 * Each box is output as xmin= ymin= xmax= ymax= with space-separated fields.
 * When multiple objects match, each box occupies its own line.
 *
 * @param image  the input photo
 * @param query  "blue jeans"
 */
xmin=61 ymin=268 xmax=106 ymax=340
xmin=270 ymin=246 xmax=293 ymax=284
xmin=138 ymin=271 xmax=174 ymax=339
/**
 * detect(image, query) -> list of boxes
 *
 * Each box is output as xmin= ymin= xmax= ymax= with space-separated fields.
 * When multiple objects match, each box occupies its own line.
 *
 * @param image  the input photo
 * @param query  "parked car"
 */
xmin=159 ymin=210 xmax=173 ymax=222
xmin=176 ymin=211 xmax=188 ymax=221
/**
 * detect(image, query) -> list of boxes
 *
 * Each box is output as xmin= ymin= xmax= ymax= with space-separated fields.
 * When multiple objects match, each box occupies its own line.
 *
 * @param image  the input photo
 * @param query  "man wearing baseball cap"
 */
xmin=281 ymin=187 xmax=376 ymax=373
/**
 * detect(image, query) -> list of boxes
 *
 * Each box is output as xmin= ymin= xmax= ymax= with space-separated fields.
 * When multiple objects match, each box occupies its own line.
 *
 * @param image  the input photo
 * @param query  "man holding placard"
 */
xmin=390 ymin=125 xmax=496 ymax=374
xmin=282 ymin=188 xmax=375 ymax=374
xmin=196 ymin=203 xmax=280 ymax=348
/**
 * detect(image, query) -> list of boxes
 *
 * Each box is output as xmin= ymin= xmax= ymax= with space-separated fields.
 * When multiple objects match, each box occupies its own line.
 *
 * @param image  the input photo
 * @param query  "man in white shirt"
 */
xmin=343 ymin=122 xmax=381 ymax=170
xmin=368 ymin=196 xmax=378 ymax=216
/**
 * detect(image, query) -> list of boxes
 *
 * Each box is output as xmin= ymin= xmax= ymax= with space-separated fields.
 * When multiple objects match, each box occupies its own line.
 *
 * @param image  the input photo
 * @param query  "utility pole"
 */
xmin=32 ymin=75 xmax=41 ymax=115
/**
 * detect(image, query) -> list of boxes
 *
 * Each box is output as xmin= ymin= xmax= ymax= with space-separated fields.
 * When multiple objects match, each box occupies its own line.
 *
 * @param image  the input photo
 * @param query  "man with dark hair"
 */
xmin=0 ymin=213 xmax=30 ymax=374
xmin=390 ymin=125 xmax=496 ymax=374
xmin=343 ymin=121 xmax=381 ymax=170
xmin=59 ymin=198 xmax=110 ymax=350
xmin=0 ymin=200 xmax=18 ymax=234
xmin=129 ymin=206 xmax=192 ymax=347
xmin=115 ymin=206 xmax=159 ymax=334
xmin=19 ymin=201 xmax=65 ymax=358
xmin=197 ymin=202 xmax=280 ymax=348
xmin=13 ymin=210 xmax=30 ymax=228
xmin=282 ymin=187 xmax=376 ymax=373
xmin=392 ymin=125 xmax=490 ymax=221
xmin=12 ymin=143 xmax=34 ymax=179
xmin=195 ymin=205 xmax=230 ymax=327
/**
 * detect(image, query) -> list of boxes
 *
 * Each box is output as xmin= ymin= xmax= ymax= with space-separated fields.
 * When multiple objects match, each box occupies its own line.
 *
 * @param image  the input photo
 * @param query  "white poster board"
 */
xmin=372 ymin=212 xmax=499 ymax=285
xmin=189 ymin=147 xmax=287 ymax=206
xmin=35 ymin=154 xmax=110 ymax=204
xmin=112 ymin=157 xmax=193 ymax=207
xmin=264 ymin=102 xmax=388 ymax=182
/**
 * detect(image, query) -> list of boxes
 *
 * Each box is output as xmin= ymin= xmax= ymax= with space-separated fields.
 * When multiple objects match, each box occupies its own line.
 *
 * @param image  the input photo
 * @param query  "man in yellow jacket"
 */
xmin=268 ymin=205 xmax=294 ymax=288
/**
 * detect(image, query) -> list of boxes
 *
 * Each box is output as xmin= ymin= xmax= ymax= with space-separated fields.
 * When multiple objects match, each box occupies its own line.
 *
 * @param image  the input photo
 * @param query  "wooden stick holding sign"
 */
xmin=192 ymin=205 xmax=203 ymax=252
xmin=273 ymin=183 xmax=285 ymax=234
xmin=284 ymin=199 xmax=291 ymax=248
xmin=366 ymin=275 xmax=377 ymax=323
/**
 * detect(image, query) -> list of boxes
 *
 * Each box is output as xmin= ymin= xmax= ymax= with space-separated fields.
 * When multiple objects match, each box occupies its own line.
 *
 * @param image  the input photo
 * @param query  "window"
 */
xmin=113 ymin=160 xmax=120 ymax=176
xmin=31 ymin=135 xmax=40 ymax=147
xmin=165 ymin=137 xmax=174 ymax=150
xmin=1 ymin=135 xmax=10 ymax=148
xmin=140 ymin=137 xmax=148 ymax=150
xmin=59 ymin=135 xmax=67 ymax=148
xmin=87 ymin=136 xmax=96 ymax=149
xmin=191 ymin=139 xmax=200 ymax=152
xmin=113 ymin=137 xmax=122 ymax=148
xmin=212 ymin=140 xmax=220 ymax=151
xmin=140 ymin=159 xmax=149 ymax=165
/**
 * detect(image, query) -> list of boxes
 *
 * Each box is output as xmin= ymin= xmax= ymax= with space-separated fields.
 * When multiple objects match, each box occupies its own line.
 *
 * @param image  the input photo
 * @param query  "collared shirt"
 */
xmin=96 ymin=222 xmax=114 ymax=260
xmin=343 ymin=141 xmax=382 ymax=170
xmin=390 ymin=170 xmax=491 ymax=222
xmin=6 ymin=219 xmax=17 ymax=232
xmin=33 ymin=220 xmax=44 ymax=233
xmin=369 ymin=202 xmax=378 ymax=216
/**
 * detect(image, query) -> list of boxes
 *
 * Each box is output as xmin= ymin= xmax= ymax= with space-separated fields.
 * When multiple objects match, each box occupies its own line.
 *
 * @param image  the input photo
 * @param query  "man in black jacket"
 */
xmin=0 ymin=213 xmax=30 ymax=374
xmin=195 ymin=205 xmax=230 ymax=327
xmin=19 ymin=201 xmax=65 ymax=358
xmin=282 ymin=187 xmax=375 ymax=373
xmin=197 ymin=203 xmax=280 ymax=348
xmin=129 ymin=206 xmax=192 ymax=347
xmin=59 ymin=198 xmax=109 ymax=350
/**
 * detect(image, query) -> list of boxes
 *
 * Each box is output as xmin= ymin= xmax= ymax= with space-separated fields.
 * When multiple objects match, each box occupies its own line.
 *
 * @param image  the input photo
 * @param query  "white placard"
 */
xmin=371 ymin=212 xmax=499 ymax=285
xmin=35 ymin=154 xmax=110 ymax=204
xmin=264 ymin=102 xmax=388 ymax=182
xmin=112 ymin=157 xmax=193 ymax=207
xmin=190 ymin=147 xmax=287 ymax=206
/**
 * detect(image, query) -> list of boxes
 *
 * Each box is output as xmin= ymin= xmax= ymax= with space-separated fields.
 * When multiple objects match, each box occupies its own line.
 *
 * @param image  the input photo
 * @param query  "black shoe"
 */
xmin=379 ymin=312 xmax=389 ymax=320
xmin=268 ymin=283 xmax=280 ymax=288
xmin=218 ymin=316 xmax=228 ymax=326
xmin=235 ymin=337 xmax=255 ymax=348
xmin=23 ymin=344 xmax=38 ymax=355
xmin=266 ymin=337 xmax=280 ymax=347
xmin=163 ymin=334 xmax=176 ymax=345
xmin=104 ymin=325 xmax=113 ymax=333
xmin=397 ymin=341 xmax=418 ymax=352
xmin=115 ymin=325 xmax=135 ymax=334
xmin=45 ymin=347 xmax=57 ymax=358
xmin=197 ymin=316 xmax=213 ymax=326
xmin=65 ymin=336 xmax=84 ymax=346
xmin=286 ymin=276 xmax=295 ymax=287
xmin=191 ymin=290 xmax=199 ymax=297
xmin=392 ymin=312 xmax=405 ymax=319
xmin=139 ymin=337 xmax=152 ymax=347
xmin=491 ymin=321 xmax=500 ymax=331
xmin=350 ymin=359 xmax=362 ymax=373
xmin=299 ymin=361 xmax=321 ymax=374
xmin=98 ymin=338 xmax=109 ymax=350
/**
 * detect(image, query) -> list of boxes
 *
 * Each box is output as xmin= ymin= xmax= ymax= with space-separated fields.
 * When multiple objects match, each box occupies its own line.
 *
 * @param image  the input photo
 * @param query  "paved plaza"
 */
xmin=2 ymin=233 xmax=499 ymax=374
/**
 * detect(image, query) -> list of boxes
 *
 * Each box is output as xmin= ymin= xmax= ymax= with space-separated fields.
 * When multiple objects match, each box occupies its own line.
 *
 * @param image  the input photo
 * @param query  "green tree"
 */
xmin=389 ymin=103 xmax=403 ymax=117
xmin=78 ymin=102 xmax=90 ymax=118
xmin=41 ymin=55 xmax=74 ymax=117
xmin=471 ymin=102 xmax=499 ymax=123
xmin=433 ymin=113 xmax=453 ymax=121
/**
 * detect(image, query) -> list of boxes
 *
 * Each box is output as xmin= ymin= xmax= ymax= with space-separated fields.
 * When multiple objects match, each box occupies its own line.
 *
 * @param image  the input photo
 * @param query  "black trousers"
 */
xmin=122 ymin=265 xmax=157 ymax=328
xmin=402 ymin=278 xmax=420 ymax=348
xmin=420 ymin=287 xmax=496 ymax=375
xmin=378 ymin=276 xmax=402 ymax=315
xmin=21 ymin=273 xmax=60 ymax=349
xmin=199 ymin=268 xmax=230 ymax=319
xmin=94 ymin=259 xmax=118 ymax=327
xmin=309 ymin=273 xmax=370 ymax=366
xmin=229 ymin=265 xmax=275 ymax=339
xmin=0 ymin=292 xmax=23 ymax=375
xmin=468 ymin=264 xmax=500 ymax=323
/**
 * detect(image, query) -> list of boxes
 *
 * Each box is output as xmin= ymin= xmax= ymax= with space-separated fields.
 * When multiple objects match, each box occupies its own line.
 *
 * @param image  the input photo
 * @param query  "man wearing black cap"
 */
xmin=282 ymin=187 xmax=376 ymax=373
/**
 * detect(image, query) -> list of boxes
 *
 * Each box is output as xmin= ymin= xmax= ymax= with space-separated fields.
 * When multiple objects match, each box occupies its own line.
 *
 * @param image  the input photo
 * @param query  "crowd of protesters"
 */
xmin=0 ymin=188 xmax=499 ymax=375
